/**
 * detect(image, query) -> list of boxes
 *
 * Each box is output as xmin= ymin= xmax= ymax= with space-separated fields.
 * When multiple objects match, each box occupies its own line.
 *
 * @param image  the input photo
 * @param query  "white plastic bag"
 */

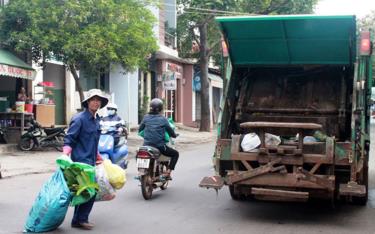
xmin=95 ymin=164 xmax=116 ymax=201
xmin=241 ymin=133 xmax=261 ymax=152
xmin=265 ymin=133 xmax=281 ymax=146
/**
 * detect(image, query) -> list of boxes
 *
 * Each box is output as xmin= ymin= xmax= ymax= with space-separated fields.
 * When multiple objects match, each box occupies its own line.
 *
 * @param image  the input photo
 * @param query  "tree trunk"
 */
xmin=68 ymin=64 xmax=84 ymax=109
xmin=198 ymin=22 xmax=211 ymax=132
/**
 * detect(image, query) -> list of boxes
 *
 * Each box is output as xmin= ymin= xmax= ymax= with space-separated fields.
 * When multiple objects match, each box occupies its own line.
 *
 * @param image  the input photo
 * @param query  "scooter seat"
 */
xmin=138 ymin=146 xmax=160 ymax=157
xmin=44 ymin=127 xmax=65 ymax=135
xmin=158 ymin=155 xmax=170 ymax=162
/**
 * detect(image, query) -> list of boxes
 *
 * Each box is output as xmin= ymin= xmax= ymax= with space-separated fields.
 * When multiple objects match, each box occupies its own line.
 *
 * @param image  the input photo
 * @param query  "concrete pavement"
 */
xmin=0 ymin=126 xmax=216 ymax=178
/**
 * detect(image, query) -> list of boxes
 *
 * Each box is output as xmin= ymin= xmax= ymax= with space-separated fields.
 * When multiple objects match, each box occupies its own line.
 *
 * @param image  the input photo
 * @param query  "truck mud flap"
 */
xmin=199 ymin=176 xmax=225 ymax=190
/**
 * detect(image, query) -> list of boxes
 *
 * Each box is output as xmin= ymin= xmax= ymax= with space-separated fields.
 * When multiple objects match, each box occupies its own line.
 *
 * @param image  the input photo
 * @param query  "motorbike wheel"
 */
xmin=0 ymin=132 xmax=8 ymax=144
xmin=54 ymin=135 xmax=65 ymax=152
xmin=141 ymin=175 xmax=153 ymax=200
xmin=19 ymin=138 xmax=35 ymax=151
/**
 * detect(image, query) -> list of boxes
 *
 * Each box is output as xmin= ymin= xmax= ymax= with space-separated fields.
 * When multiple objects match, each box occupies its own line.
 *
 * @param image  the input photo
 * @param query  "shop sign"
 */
xmin=166 ymin=62 xmax=182 ymax=78
xmin=192 ymin=73 xmax=201 ymax=92
xmin=0 ymin=64 xmax=36 ymax=80
xmin=162 ymin=71 xmax=176 ymax=90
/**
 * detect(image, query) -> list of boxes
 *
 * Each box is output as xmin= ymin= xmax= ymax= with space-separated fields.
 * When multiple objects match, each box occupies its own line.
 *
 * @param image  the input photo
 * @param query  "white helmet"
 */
xmin=106 ymin=103 xmax=118 ymax=110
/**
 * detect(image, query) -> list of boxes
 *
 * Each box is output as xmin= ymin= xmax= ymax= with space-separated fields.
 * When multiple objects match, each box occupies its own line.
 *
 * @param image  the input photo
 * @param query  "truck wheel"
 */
xmin=352 ymin=166 xmax=368 ymax=206
xmin=229 ymin=185 xmax=245 ymax=200
xmin=141 ymin=175 xmax=153 ymax=200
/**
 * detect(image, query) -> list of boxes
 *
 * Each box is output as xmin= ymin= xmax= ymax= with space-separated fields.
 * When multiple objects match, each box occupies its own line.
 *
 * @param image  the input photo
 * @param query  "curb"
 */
xmin=0 ymin=144 xmax=18 ymax=154
xmin=0 ymin=140 xmax=216 ymax=179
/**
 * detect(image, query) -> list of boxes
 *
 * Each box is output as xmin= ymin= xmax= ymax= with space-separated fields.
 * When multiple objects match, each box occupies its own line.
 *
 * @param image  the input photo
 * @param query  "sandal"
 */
xmin=162 ymin=171 xmax=172 ymax=180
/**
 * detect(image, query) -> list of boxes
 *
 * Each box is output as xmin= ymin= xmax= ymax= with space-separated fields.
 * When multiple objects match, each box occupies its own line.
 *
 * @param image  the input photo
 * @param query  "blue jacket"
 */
xmin=139 ymin=114 xmax=176 ymax=148
xmin=64 ymin=110 xmax=100 ymax=166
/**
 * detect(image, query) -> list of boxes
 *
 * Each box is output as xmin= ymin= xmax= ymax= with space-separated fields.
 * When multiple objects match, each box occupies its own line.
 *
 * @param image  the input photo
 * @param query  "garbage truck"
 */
xmin=200 ymin=15 xmax=373 ymax=204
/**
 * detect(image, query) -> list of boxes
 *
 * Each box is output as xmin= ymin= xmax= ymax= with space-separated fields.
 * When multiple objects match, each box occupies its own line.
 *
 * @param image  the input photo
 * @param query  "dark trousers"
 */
xmin=157 ymin=145 xmax=179 ymax=170
xmin=72 ymin=195 xmax=95 ymax=224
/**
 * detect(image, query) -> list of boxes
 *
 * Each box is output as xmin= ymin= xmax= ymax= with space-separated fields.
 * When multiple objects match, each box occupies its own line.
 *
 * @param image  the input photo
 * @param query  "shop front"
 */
xmin=151 ymin=51 xmax=195 ymax=126
xmin=0 ymin=49 xmax=36 ymax=143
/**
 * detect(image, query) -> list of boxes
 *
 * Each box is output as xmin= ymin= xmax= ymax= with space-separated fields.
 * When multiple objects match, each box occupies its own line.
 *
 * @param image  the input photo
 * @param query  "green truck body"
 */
xmin=200 ymin=15 xmax=373 ymax=204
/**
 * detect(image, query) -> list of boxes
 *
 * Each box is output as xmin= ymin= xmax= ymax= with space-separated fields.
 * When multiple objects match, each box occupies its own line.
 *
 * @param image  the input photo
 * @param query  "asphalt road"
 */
xmin=1 ymin=136 xmax=375 ymax=233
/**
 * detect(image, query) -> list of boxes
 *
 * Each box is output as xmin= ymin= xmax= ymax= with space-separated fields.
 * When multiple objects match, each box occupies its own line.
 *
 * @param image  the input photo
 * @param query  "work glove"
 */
xmin=96 ymin=153 xmax=103 ymax=165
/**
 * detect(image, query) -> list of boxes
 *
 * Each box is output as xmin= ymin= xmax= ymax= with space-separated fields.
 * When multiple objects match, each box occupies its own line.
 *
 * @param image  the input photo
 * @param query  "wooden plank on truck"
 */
xmin=226 ymin=158 xmax=286 ymax=184
xmin=240 ymin=122 xmax=322 ymax=130
xmin=251 ymin=187 xmax=309 ymax=202
xmin=231 ymin=135 xmax=241 ymax=154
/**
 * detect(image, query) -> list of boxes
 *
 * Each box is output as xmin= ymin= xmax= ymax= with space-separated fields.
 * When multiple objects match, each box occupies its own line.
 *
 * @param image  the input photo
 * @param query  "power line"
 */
xmin=179 ymin=10 xmax=238 ymax=16
xmin=162 ymin=2 xmax=248 ymax=15
xmin=163 ymin=9 xmax=245 ymax=17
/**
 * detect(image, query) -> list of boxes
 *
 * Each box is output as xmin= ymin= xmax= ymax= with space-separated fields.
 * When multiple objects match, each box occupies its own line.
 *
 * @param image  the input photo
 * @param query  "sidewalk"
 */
xmin=0 ymin=126 xmax=216 ymax=178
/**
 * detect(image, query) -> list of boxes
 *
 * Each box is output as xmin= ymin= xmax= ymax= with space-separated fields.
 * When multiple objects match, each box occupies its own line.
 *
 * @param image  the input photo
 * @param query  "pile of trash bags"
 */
xmin=96 ymin=159 xmax=126 ymax=201
xmin=240 ymin=131 xmax=336 ymax=152
xmin=241 ymin=132 xmax=281 ymax=152
xmin=24 ymin=155 xmax=126 ymax=233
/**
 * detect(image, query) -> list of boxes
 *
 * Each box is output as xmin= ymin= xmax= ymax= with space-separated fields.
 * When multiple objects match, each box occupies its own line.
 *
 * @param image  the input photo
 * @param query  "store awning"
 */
xmin=209 ymin=73 xmax=223 ymax=88
xmin=0 ymin=49 xmax=36 ymax=80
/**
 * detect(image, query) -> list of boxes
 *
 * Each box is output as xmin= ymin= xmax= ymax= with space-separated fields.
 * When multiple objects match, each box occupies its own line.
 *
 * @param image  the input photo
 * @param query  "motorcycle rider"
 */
xmin=100 ymin=103 xmax=127 ymax=147
xmin=139 ymin=98 xmax=179 ymax=178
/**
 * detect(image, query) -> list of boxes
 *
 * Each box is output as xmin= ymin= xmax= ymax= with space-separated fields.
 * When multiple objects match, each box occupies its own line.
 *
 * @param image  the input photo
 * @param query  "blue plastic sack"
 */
xmin=24 ymin=169 xmax=72 ymax=233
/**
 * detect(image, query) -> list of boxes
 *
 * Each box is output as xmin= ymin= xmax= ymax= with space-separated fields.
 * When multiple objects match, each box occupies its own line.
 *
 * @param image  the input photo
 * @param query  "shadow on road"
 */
xmin=225 ymin=199 xmax=365 ymax=226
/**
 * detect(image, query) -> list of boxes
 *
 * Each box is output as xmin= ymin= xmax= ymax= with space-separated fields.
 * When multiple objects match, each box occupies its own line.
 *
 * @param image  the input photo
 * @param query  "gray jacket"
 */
xmin=139 ymin=114 xmax=176 ymax=148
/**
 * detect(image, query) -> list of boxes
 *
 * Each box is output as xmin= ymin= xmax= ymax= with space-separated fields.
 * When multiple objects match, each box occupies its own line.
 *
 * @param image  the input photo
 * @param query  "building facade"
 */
xmin=140 ymin=0 xmax=196 ymax=126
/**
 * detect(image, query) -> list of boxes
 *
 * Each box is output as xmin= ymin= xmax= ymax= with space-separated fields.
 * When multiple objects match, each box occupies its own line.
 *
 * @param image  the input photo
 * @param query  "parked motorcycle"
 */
xmin=18 ymin=118 xmax=66 ymax=151
xmin=0 ymin=127 xmax=7 ymax=144
xmin=98 ymin=124 xmax=129 ymax=169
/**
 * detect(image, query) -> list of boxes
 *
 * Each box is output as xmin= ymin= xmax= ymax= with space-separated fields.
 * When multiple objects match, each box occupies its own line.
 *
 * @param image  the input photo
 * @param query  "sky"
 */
xmin=315 ymin=0 xmax=375 ymax=18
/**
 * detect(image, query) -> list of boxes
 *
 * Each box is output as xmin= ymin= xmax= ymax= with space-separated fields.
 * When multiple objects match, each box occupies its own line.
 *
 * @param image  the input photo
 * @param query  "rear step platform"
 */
xmin=199 ymin=176 xmax=225 ymax=190
xmin=339 ymin=182 xmax=366 ymax=197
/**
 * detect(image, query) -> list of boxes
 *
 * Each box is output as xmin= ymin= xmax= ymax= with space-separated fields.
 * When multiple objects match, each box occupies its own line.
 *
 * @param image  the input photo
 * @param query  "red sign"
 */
xmin=166 ymin=62 xmax=182 ymax=78
xmin=0 ymin=64 xmax=35 ymax=80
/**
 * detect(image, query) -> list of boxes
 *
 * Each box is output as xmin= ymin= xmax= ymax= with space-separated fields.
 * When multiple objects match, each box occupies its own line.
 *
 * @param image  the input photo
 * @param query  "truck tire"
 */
xmin=229 ymin=185 xmax=245 ymax=200
xmin=352 ymin=166 xmax=368 ymax=206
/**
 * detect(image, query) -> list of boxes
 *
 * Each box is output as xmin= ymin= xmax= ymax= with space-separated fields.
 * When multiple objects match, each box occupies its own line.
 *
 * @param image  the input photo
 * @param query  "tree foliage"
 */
xmin=0 ymin=0 xmax=158 ymax=103
xmin=176 ymin=0 xmax=318 ymax=131
xmin=358 ymin=10 xmax=375 ymax=32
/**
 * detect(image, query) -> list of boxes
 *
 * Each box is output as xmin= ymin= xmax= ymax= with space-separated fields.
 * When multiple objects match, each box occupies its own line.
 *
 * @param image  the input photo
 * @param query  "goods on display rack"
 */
xmin=34 ymin=81 xmax=56 ymax=127
xmin=34 ymin=81 xmax=55 ymax=105
xmin=0 ymin=112 xmax=34 ymax=143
